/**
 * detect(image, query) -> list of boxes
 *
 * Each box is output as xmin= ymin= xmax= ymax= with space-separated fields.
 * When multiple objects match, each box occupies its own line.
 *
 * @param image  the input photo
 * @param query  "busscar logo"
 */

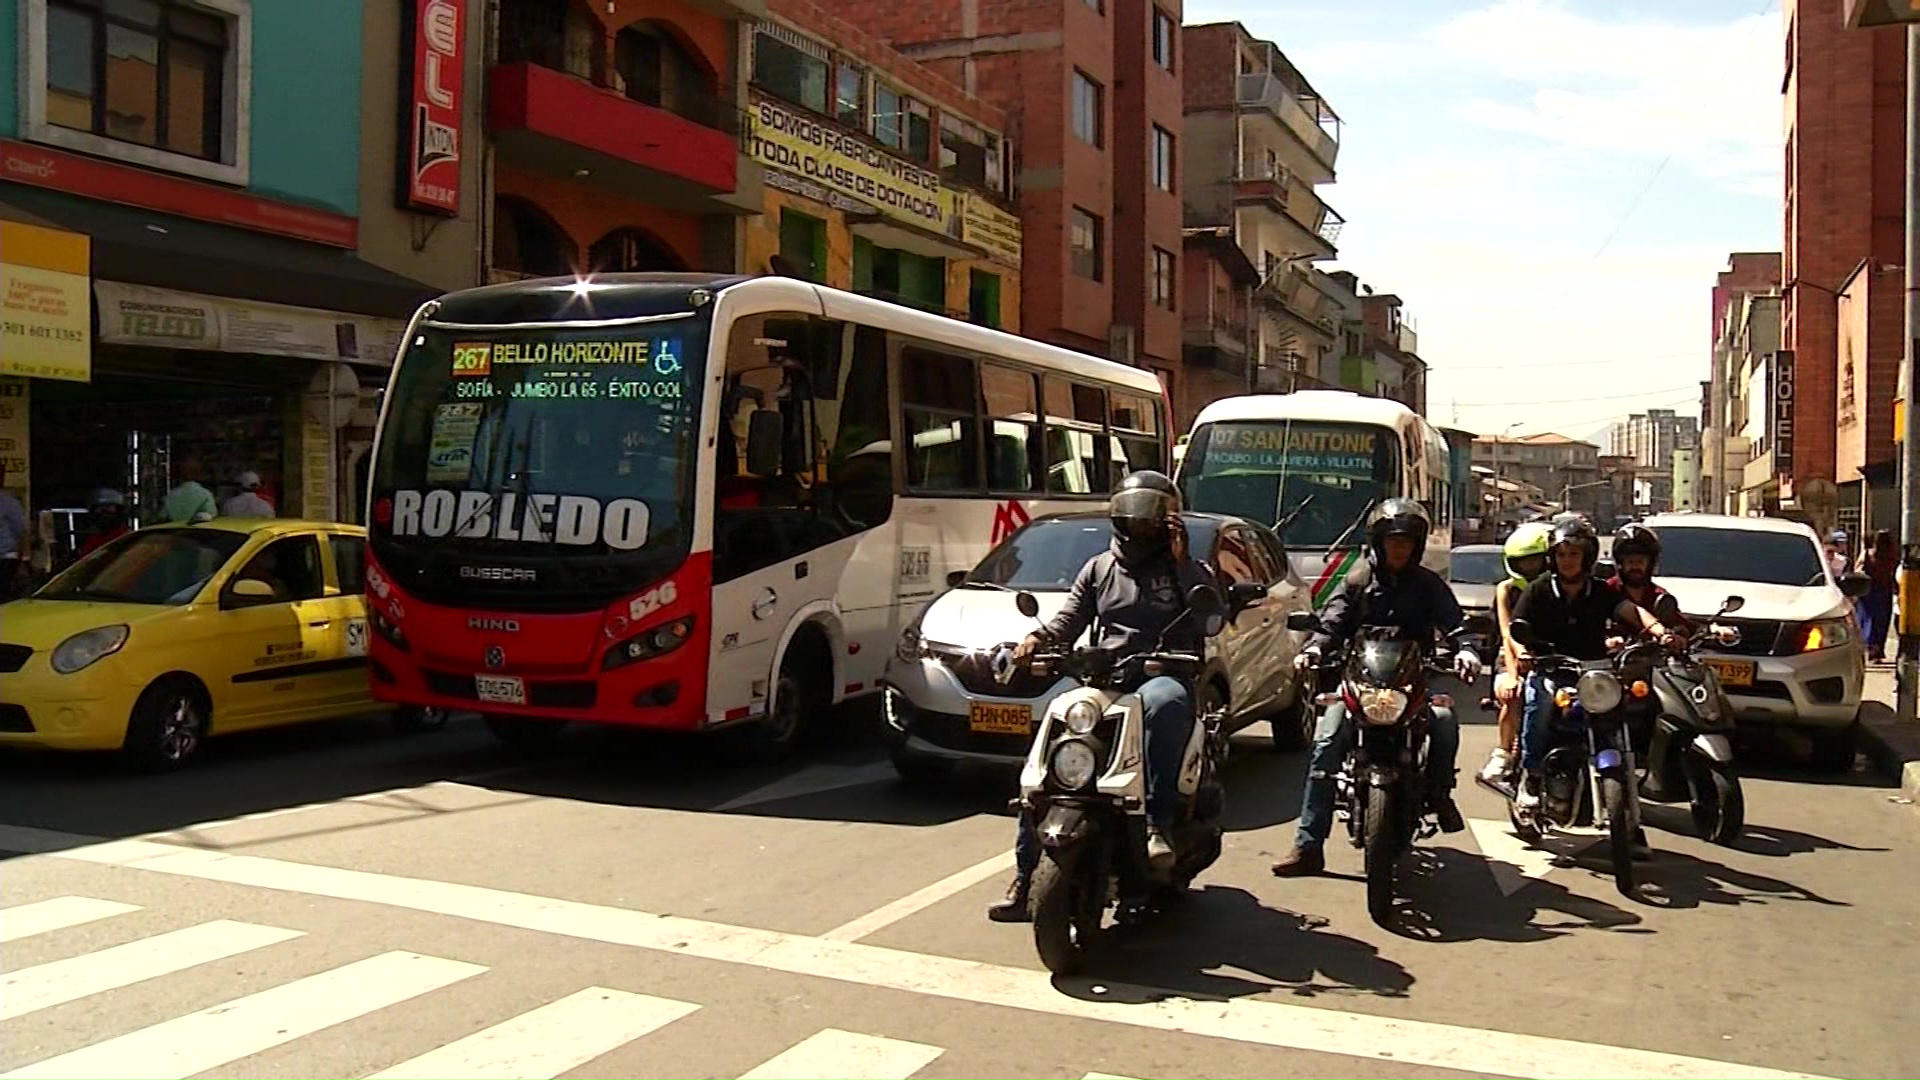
xmin=460 ymin=565 xmax=536 ymax=582
xmin=451 ymin=342 xmax=492 ymax=377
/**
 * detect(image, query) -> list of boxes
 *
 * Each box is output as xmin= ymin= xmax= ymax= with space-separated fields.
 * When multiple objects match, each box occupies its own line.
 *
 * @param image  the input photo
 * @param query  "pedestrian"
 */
xmin=0 ymin=460 xmax=28 ymax=602
xmin=1826 ymin=529 xmax=1850 ymax=579
xmin=221 ymin=471 xmax=276 ymax=519
xmin=1858 ymin=530 xmax=1898 ymax=664
xmin=162 ymin=455 xmax=218 ymax=524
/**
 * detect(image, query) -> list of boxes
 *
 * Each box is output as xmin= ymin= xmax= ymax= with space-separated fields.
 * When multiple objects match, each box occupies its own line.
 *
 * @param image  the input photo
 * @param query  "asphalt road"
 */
xmin=1 ymin=683 xmax=1915 ymax=1079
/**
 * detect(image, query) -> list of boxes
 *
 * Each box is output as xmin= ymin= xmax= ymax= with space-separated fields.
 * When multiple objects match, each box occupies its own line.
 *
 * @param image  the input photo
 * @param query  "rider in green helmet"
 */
xmin=1480 ymin=522 xmax=1552 ymax=782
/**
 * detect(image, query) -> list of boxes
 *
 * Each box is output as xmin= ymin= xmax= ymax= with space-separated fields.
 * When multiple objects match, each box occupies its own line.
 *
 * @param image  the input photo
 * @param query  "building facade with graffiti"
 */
xmin=741 ymin=0 xmax=1022 ymax=330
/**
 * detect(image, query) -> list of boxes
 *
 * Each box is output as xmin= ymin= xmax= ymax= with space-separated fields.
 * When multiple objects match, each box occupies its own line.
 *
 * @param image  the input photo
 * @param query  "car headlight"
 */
xmin=1048 ymin=738 xmax=1100 ymax=789
xmin=1576 ymin=670 xmax=1624 ymax=714
xmin=896 ymin=625 xmax=924 ymax=662
xmin=51 ymin=625 xmax=129 ymax=675
xmin=1356 ymin=686 xmax=1408 ymax=726
xmin=1799 ymin=618 xmax=1854 ymax=653
xmin=1063 ymin=700 xmax=1101 ymax=734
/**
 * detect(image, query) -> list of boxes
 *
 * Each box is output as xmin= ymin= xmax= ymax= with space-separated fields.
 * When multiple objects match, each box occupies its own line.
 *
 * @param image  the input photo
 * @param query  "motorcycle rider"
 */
xmin=1481 ymin=521 xmax=1552 ymax=783
xmin=988 ymin=469 xmax=1220 ymax=921
xmin=1511 ymin=518 xmax=1675 ymax=810
xmin=1271 ymin=498 xmax=1484 ymax=877
xmin=1605 ymin=522 xmax=1691 ymax=648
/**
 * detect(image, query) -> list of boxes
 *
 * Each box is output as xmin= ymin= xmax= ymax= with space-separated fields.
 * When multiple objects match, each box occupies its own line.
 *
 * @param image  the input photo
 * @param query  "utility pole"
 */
xmin=1900 ymin=23 xmax=1920 ymax=722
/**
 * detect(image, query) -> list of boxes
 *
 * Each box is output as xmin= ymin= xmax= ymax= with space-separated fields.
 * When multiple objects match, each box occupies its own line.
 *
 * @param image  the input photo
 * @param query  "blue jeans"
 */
xmin=1520 ymin=671 xmax=1553 ymax=772
xmin=1015 ymin=675 xmax=1193 ymax=875
xmin=1294 ymin=700 xmax=1461 ymax=851
xmin=1858 ymin=590 xmax=1894 ymax=659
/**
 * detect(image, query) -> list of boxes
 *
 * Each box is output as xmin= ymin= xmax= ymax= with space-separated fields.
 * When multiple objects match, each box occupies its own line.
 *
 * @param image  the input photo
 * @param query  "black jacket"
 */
xmin=1310 ymin=560 xmax=1472 ymax=656
xmin=1039 ymin=542 xmax=1219 ymax=656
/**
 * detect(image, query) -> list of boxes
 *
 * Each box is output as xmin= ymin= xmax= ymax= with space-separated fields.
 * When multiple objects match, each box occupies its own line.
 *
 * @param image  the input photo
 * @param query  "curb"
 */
xmin=1858 ymin=699 xmax=1920 ymax=806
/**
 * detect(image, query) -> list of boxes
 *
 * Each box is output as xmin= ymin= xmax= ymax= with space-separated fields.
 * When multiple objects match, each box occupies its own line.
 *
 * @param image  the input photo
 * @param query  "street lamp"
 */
xmin=1841 ymin=1 xmax=1920 ymax=720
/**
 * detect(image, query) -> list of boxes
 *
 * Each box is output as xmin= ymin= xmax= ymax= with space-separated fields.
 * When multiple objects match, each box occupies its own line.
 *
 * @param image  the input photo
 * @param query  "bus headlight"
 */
xmin=603 ymin=616 xmax=695 ymax=672
xmin=1576 ymin=670 xmax=1624 ymax=714
xmin=1063 ymin=700 xmax=1101 ymax=734
xmin=1049 ymin=738 xmax=1100 ymax=789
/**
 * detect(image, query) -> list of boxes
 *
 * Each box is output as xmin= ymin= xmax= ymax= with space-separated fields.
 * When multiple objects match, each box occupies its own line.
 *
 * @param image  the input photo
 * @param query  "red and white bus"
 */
xmin=363 ymin=274 xmax=1170 ymax=752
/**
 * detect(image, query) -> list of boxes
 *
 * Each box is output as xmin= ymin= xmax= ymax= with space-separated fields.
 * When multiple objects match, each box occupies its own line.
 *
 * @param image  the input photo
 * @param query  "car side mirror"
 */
xmin=223 ymin=578 xmax=275 ymax=608
xmin=946 ymin=570 xmax=968 ymax=588
xmin=1286 ymin=611 xmax=1319 ymax=633
xmin=1015 ymin=591 xmax=1041 ymax=619
xmin=1507 ymin=618 xmax=1541 ymax=650
xmin=1718 ymin=595 xmax=1746 ymax=615
xmin=1838 ymin=572 xmax=1871 ymax=599
xmin=744 ymin=409 xmax=783 ymax=476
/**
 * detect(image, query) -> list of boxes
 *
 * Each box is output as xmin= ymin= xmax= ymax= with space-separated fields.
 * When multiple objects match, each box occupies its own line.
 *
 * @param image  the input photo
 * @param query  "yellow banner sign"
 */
xmin=0 ymin=221 xmax=91 ymax=382
xmin=961 ymin=194 xmax=1022 ymax=270
xmin=746 ymin=95 xmax=957 ymax=233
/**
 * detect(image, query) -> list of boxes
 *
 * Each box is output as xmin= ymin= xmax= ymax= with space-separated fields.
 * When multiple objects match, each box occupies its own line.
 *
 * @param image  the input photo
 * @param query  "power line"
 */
xmin=1447 ymin=384 xmax=1700 ymax=408
xmin=1592 ymin=153 xmax=1672 ymax=259
xmin=1432 ymin=349 xmax=1700 ymax=373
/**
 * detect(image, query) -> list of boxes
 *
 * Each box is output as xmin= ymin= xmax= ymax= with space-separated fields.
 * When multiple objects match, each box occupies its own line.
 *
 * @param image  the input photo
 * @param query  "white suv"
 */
xmin=1640 ymin=513 xmax=1872 ymax=770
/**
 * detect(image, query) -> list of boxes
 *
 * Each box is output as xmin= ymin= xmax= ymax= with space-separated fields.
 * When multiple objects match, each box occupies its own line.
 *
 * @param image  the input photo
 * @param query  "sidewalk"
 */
xmin=1860 ymin=667 xmax=1920 ymax=805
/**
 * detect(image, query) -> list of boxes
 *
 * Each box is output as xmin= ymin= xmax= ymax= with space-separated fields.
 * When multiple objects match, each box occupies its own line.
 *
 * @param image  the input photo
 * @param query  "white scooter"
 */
xmin=1000 ymin=585 xmax=1228 ymax=976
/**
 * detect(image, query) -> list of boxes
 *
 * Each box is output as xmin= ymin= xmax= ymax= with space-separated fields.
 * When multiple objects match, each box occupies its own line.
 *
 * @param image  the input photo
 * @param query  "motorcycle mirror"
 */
xmin=1185 ymin=584 xmax=1224 ymax=618
xmin=1507 ymin=618 xmax=1541 ymax=650
xmin=1717 ymin=595 xmax=1745 ymax=615
xmin=1015 ymin=591 xmax=1041 ymax=619
xmin=1464 ymin=612 xmax=1495 ymax=638
xmin=1837 ymin=572 xmax=1871 ymax=600
xmin=1286 ymin=611 xmax=1319 ymax=633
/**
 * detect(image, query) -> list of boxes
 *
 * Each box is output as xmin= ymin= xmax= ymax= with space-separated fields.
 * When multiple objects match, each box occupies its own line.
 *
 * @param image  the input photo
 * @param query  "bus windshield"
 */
xmin=369 ymin=316 xmax=708 ymax=608
xmin=1179 ymin=420 xmax=1397 ymax=548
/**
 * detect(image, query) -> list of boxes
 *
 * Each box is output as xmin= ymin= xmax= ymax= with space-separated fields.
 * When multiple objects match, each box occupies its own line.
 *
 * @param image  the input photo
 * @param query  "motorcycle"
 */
xmin=1002 ymin=584 xmax=1228 ymax=976
xmin=1479 ymin=618 xmax=1646 ymax=897
xmin=1288 ymin=613 xmax=1489 ymax=925
xmin=1623 ymin=597 xmax=1748 ymax=845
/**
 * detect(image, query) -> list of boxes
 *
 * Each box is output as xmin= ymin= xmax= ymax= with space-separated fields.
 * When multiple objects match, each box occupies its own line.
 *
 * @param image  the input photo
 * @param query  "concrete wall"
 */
xmin=356 ymin=0 xmax=487 ymax=294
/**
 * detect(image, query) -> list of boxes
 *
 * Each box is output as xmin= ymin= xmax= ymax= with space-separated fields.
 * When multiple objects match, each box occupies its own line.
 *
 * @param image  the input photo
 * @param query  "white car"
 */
xmin=881 ymin=510 xmax=1315 ymax=784
xmin=1641 ymin=513 xmax=1872 ymax=770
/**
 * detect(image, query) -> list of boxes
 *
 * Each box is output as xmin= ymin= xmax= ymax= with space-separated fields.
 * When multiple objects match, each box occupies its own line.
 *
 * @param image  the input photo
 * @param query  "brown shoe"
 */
xmin=1270 ymin=845 xmax=1325 ymax=877
xmin=986 ymin=873 xmax=1032 ymax=923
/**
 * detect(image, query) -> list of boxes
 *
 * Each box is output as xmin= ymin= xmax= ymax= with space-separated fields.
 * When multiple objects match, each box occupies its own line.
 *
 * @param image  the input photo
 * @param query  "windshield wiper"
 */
xmin=1274 ymin=493 xmax=1315 ymax=537
xmin=1323 ymin=498 xmax=1376 ymax=560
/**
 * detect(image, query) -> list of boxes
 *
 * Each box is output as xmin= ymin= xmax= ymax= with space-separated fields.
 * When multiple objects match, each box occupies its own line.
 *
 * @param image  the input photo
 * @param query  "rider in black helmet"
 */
xmin=989 ymin=469 xmax=1219 ymax=921
xmin=1271 ymin=498 xmax=1484 ymax=878
xmin=1605 ymin=523 xmax=1689 ymax=646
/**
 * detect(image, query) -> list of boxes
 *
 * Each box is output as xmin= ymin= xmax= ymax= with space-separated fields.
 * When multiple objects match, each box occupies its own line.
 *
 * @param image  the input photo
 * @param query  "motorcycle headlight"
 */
xmin=1356 ymin=686 xmax=1409 ymax=726
xmin=1063 ymin=700 xmax=1101 ymax=735
xmin=1798 ymin=618 xmax=1854 ymax=653
xmin=1048 ymin=738 xmax=1100 ymax=789
xmin=51 ymin=625 xmax=129 ymax=675
xmin=1576 ymin=670 xmax=1624 ymax=714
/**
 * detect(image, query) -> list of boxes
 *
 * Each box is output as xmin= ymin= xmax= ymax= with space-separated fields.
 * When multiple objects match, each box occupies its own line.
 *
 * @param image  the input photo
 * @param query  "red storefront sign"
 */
xmin=399 ymin=0 xmax=465 ymax=215
xmin=0 ymin=139 xmax=357 ymax=248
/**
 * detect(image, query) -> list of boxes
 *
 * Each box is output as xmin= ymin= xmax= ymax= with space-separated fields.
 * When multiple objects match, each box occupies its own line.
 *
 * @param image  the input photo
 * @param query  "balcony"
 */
xmin=1183 ymin=289 xmax=1251 ymax=374
xmin=1232 ymin=174 xmax=1344 ymax=259
xmin=1258 ymin=266 xmax=1338 ymax=330
xmin=1236 ymin=74 xmax=1340 ymax=176
xmin=488 ymin=61 xmax=748 ymax=212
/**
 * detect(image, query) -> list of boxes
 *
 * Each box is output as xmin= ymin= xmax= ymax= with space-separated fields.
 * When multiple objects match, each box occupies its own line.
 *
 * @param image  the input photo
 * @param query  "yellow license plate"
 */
xmin=968 ymin=701 xmax=1033 ymax=735
xmin=1703 ymin=658 xmax=1755 ymax=688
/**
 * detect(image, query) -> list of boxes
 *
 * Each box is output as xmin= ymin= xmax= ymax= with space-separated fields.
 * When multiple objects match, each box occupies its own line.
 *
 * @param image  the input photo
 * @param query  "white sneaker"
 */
xmin=1515 ymin=774 xmax=1542 ymax=811
xmin=1146 ymin=826 xmax=1175 ymax=872
xmin=1479 ymin=748 xmax=1513 ymax=783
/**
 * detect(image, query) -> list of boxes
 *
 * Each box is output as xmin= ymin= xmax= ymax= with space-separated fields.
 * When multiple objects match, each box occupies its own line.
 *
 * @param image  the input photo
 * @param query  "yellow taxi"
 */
xmin=0 ymin=518 xmax=443 ymax=769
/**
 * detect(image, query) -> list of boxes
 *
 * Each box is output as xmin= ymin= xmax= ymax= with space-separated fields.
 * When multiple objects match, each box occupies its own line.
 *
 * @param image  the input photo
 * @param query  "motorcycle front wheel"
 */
xmin=1601 ymin=775 xmax=1636 ymax=897
xmin=1031 ymin=849 xmax=1104 ymax=976
xmin=1362 ymin=786 xmax=1401 ymax=925
xmin=1686 ymin=757 xmax=1745 ymax=846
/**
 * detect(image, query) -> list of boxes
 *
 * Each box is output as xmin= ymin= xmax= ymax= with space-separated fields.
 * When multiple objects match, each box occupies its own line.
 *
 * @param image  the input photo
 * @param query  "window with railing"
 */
xmin=752 ymin=27 xmax=829 ymax=113
xmin=941 ymin=113 xmax=1004 ymax=192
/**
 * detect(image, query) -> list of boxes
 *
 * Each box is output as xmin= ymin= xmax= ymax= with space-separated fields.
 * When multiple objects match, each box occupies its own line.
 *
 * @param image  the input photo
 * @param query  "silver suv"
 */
xmin=1640 ymin=513 xmax=1872 ymax=770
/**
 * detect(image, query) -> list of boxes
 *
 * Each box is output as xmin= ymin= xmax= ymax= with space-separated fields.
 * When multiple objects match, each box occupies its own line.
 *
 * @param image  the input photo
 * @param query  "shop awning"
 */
xmin=847 ymin=213 xmax=984 ymax=263
xmin=0 ymin=182 xmax=440 ymax=318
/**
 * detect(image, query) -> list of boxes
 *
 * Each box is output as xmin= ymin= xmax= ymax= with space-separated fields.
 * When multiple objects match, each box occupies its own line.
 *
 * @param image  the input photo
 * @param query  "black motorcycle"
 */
xmin=1290 ymin=613 xmax=1488 ymax=925
xmin=1485 ymin=619 xmax=1644 ymax=896
xmin=1622 ymin=596 xmax=1748 ymax=845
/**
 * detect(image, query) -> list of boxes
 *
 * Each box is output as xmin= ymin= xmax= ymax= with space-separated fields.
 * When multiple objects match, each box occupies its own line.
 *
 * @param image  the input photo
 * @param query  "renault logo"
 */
xmin=484 ymin=645 xmax=506 ymax=670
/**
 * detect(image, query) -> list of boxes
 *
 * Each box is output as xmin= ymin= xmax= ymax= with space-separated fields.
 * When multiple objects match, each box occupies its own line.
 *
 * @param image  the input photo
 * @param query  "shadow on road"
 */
xmin=1053 ymin=884 xmax=1416 ymax=1002
xmin=1383 ymin=847 xmax=1646 ymax=944
xmin=1633 ymin=848 xmax=1853 ymax=911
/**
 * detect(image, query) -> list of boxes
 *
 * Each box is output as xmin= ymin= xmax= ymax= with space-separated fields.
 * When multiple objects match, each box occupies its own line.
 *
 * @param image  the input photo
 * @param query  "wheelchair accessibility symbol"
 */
xmin=652 ymin=341 xmax=682 ymax=377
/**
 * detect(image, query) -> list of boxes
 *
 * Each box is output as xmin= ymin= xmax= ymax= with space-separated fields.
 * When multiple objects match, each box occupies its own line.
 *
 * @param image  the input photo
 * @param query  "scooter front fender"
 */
xmin=1692 ymin=733 xmax=1735 ymax=764
xmin=1036 ymin=804 xmax=1098 ymax=851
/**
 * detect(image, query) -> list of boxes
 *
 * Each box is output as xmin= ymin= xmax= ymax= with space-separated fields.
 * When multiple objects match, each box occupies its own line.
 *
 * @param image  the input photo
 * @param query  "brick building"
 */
xmin=1179 ymin=23 xmax=1344 ymax=410
xmin=810 ymin=0 xmax=1186 ymax=386
xmin=1781 ymin=0 xmax=1908 ymax=508
xmin=1705 ymin=252 xmax=1781 ymax=514
xmin=740 ymin=0 xmax=1023 ymax=326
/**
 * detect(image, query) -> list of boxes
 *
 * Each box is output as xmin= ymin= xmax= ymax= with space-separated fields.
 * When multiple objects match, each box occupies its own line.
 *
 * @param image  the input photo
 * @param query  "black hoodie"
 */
xmin=1038 ymin=539 xmax=1218 ymax=657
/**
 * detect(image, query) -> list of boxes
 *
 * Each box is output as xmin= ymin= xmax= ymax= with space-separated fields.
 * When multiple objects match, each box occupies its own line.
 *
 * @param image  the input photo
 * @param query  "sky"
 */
xmin=1181 ymin=0 xmax=1783 ymax=442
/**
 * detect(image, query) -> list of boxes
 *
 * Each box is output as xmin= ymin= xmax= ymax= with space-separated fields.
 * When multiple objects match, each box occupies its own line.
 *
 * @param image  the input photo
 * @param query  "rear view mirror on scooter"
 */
xmin=1015 ymin=591 xmax=1042 ymax=619
xmin=1507 ymin=618 xmax=1542 ymax=651
xmin=1286 ymin=611 xmax=1320 ymax=633
xmin=1717 ymin=595 xmax=1746 ymax=616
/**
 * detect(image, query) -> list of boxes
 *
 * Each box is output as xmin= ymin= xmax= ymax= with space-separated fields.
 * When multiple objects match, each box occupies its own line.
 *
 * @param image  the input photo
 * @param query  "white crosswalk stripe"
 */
xmin=0 ymin=951 xmax=485 ymax=1080
xmin=737 ymin=1029 xmax=946 ymax=1080
xmin=0 ymin=896 xmax=139 ymax=943
xmin=366 ymin=987 xmax=699 ymax=1080
xmin=1 ymin=920 xmax=304 ymax=1021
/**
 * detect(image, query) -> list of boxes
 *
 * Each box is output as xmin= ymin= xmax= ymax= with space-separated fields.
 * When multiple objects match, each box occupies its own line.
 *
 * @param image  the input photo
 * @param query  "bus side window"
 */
xmin=822 ymin=326 xmax=895 ymax=529
xmin=901 ymin=345 xmax=983 ymax=492
xmin=1042 ymin=376 xmax=1104 ymax=495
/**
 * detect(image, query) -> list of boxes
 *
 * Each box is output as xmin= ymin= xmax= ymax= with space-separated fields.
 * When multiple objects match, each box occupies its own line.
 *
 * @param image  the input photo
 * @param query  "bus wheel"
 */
xmin=728 ymin=643 xmax=826 ymax=760
xmin=484 ymin=715 xmax=565 ymax=752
